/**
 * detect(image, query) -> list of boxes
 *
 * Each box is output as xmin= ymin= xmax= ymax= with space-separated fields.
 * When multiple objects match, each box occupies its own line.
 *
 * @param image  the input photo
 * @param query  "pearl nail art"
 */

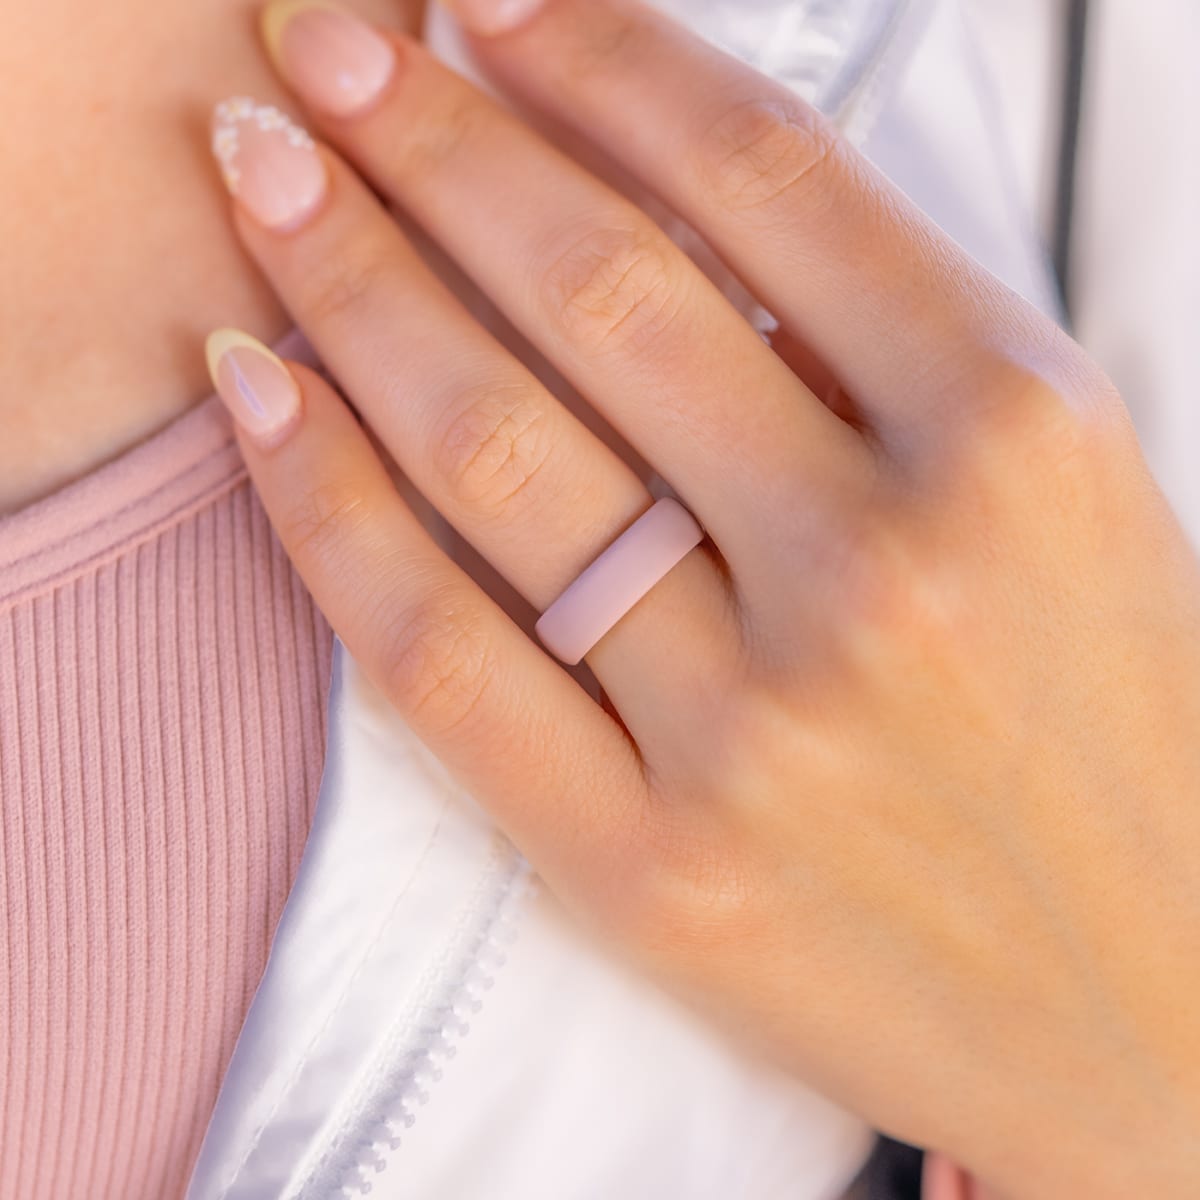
xmin=210 ymin=97 xmax=325 ymax=230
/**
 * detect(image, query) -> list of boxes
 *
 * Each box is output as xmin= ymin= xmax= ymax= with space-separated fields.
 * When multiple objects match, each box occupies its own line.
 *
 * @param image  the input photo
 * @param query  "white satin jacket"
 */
xmin=184 ymin=1 xmax=1195 ymax=1196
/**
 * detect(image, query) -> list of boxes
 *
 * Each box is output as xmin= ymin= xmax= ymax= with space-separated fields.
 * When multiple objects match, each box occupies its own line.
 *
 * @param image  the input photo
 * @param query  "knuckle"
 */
xmin=561 ymin=9 xmax=643 ymax=82
xmin=967 ymin=366 xmax=1116 ymax=515
xmin=698 ymin=96 xmax=842 ymax=214
xmin=830 ymin=518 xmax=965 ymax=660
xmin=432 ymin=382 xmax=556 ymax=523
xmin=301 ymin=238 xmax=392 ymax=328
xmin=624 ymin=814 xmax=764 ymax=960
xmin=543 ymin=224 xmax=685 ymax=357
xmin=282 ymin=477 xmax=372 ymax=567
xmin=401 ymin=93 xmax=484 ymax=174
xmin=379 ymin=592 xmax=499 ymax=741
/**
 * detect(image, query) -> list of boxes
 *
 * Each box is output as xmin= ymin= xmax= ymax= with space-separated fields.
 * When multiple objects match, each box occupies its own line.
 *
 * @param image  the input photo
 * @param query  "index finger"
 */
xmin=459 ymin=0 xmax=1055 ymax=432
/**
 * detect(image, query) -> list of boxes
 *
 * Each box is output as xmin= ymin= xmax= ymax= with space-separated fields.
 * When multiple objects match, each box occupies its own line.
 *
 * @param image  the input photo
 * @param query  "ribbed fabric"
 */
xmin=0 ymin=377 xmax=333 ymax=1199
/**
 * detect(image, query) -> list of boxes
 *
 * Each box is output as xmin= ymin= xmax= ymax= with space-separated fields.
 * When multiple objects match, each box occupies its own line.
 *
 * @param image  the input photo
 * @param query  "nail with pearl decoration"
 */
xmin=210 ymin=96 xmax=325 ymax=230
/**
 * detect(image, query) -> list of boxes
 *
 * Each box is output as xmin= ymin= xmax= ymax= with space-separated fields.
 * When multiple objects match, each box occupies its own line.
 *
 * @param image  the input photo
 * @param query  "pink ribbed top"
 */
xmin=0 ymin=367 xmax=334 ymax=1198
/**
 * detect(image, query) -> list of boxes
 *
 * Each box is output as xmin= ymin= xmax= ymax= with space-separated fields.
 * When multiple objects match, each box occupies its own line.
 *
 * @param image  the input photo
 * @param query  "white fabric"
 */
xmin=968 ymin=0 xmax=1200 ymax=545
xmin=1070 ymin=3 xmax=1200 ymax=547
xmin=861 ymin=0 xmax=1061 ymax=318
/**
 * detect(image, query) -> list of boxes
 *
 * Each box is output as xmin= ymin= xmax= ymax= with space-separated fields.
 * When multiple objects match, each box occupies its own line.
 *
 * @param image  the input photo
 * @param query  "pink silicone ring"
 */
xmin=535 ymin=496 xmax=705 ymax=666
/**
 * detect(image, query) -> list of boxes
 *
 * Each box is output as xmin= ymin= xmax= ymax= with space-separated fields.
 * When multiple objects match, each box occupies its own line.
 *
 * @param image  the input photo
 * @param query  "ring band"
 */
xmin=535 ymin=496 xmax=705 ymax=666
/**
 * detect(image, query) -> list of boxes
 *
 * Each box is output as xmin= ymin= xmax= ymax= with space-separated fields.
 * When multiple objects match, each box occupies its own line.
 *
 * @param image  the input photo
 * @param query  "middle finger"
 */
xmin=257 ymin=4 xmax=876 ymax=587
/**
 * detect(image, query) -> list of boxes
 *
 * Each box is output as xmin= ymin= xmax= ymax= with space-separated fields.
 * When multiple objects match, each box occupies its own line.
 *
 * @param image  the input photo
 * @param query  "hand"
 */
xmin=203 ymin=1 xmax=1200 ymax=1195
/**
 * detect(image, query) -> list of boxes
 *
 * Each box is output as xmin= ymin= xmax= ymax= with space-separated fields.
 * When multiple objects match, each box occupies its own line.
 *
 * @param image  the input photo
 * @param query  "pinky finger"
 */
xmin=204 ymin=329 xmax=651 ymax=909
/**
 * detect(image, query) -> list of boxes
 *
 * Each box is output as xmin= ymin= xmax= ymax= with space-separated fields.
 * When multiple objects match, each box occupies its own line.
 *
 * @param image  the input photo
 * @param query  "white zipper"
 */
xmin=292 ymin=838 xmax=535 ymax=1197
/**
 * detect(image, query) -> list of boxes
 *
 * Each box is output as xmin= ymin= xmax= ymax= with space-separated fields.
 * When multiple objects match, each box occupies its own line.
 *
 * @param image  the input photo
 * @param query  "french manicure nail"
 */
xmin=262 ymin=1 xmax=396 ymax=118
xmin=205 ymin=328 xmax=302 ymax=439
xmin=211 ymin=96 xmax=327 ymax=231
xmin=439 ymin=0 xmax=547 ymax=37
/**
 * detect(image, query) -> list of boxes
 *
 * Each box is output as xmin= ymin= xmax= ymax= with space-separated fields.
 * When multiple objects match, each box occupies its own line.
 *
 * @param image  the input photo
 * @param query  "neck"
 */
xmin=1 ymin=0 xmax=422 ymax=514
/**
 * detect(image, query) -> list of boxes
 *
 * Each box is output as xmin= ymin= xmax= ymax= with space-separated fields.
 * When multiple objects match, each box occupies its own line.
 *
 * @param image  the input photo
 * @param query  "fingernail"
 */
xmin=211 ymin=96 xmax=327 ymax=231
xmin=262 ymin=1 xmax=396 ymax=118
xmin=439 ymin=0 xmax=547 ymax=36
xmin=205 ymin=328 xmax=302 ymax=439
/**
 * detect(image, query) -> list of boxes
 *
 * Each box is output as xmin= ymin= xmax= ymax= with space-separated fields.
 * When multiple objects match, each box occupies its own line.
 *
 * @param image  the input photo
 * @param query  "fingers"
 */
xmin=204 ymin=333 xmax=652 ymax=902
xmin=254 ymin=3 xmax=874 ymax=564
xmin=208 ymin=107 xmax=742 ymax=732
xmin=221 ymin=136 xmax=648 ymax=618
xmin=458 ymin=0 xmax=1053 ymax=434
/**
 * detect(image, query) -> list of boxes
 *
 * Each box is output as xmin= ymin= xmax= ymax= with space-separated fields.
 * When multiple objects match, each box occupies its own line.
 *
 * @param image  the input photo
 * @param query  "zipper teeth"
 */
xmin=326 ymin=850 xmax=536 ymax=1197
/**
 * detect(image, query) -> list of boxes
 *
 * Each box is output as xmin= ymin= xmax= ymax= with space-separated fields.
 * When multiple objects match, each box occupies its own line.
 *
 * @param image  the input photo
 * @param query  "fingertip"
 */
xmin=259 ymin=0 xmax=314 ymax=63
xmin=205 ymin=326 xmax=304 ymax=444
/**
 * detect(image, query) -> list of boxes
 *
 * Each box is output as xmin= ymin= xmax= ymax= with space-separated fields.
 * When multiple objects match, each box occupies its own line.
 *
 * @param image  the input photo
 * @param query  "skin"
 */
xmin=0 ymin=0 xmax=423 ymax=514
xmin=210 ymin=1 xmax=1200 ymax=1196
